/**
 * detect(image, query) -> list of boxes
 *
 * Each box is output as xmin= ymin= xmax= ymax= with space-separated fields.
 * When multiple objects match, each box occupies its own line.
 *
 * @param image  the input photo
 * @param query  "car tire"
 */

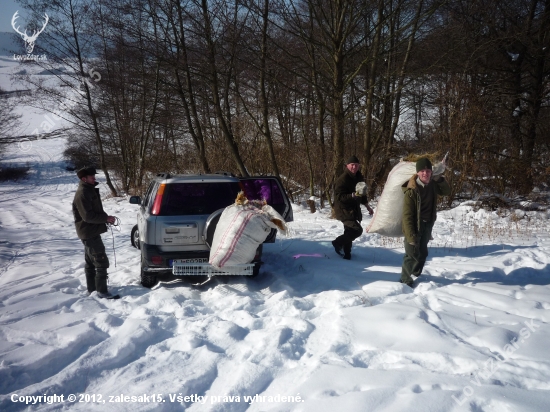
xmin=251 ymin=261 xmax=262 ymax=277
xmin=140 ymin=259 xmax=158 ymax=288
xmin=204 ymin=209 xmax=224 ymax=249
xmin=141 ymin=272 xmax=158 ymax=288
xmin=250 ymin=244 xmax=263 ymax=278
xmin=131 ymin=225 xmax=140 ymax=249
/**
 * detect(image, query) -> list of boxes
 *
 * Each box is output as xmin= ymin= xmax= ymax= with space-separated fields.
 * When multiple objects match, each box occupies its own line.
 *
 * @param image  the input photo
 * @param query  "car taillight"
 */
xmin=151 ymin=256 xmax=162 ymax=265
xmin=150 ymin=184 xmax=166 ymax=215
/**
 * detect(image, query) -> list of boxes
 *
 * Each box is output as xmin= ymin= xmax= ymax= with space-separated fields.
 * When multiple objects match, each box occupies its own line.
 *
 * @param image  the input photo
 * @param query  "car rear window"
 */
xmin=240 ymin=179 xmax=285 ymax=206
xmin=159 ymin=182 xmax=241 ymax=216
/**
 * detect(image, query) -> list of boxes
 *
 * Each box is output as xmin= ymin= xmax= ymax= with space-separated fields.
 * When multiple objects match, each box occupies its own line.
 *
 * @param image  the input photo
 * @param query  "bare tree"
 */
xmin=412 ymin=0 xmax=550 ymax=197
xmin=197 ymin=0 xmax=249 ymax=176
xmin=0 ymin=90 xmax=22 ymax=145
xmin=160 ymin=0 xmax=212 ymax=174
xmin=19 ymin=0 xmax=118 ymax=196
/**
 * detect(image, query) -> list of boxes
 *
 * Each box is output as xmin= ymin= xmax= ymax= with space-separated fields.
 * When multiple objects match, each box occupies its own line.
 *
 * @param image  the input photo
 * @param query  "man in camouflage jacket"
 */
xmin=72 ymin=167 xmax=117 ymax=298
xmin=400 ymin=158 xmax=451 ymax=286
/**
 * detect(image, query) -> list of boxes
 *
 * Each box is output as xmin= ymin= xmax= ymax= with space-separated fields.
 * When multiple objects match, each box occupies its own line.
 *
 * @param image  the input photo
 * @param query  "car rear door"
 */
xmin=239 ymin=176 xmax=293 ymax=243
xmin=239 ymin=176 xmax=293 ymax=221
xmin=139 ymin=181 xmax=158 ymax=245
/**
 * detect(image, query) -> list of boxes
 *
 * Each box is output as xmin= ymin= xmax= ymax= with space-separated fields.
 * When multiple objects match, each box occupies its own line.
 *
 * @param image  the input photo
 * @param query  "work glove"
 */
xmin=432 ymin=152 xmax=449 ymax=179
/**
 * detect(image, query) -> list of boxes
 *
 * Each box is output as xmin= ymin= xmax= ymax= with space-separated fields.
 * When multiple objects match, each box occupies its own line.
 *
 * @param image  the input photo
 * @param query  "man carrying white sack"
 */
xmin=332 ymin=156 xmax=374 ymax=260
xmin=400 ymin=157 xmax=451 ymax=287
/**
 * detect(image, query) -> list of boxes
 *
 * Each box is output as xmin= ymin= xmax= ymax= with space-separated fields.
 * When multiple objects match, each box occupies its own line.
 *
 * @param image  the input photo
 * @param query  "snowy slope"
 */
xmin=0 ymin=137 xmax=550 ymax=412
xmin=0 ymin=56 xmax=73 ymax=138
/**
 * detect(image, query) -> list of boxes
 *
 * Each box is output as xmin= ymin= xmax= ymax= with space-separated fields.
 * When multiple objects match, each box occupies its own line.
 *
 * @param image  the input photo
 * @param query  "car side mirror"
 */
xmin=129 ymin=196 xmax=142 ymax=205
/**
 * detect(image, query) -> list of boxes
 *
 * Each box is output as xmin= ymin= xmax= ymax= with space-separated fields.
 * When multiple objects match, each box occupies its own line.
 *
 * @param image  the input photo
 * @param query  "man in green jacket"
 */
xmin=332 ymin=156 xmax=374 ymax=260
xmin=400 ymin=157 xmax=451 ymax=286
xmin=72 ymin=167 xmax=118 ymax=299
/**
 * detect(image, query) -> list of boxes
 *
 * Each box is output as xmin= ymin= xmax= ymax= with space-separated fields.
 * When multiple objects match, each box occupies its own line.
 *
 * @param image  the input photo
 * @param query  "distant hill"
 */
xmin=0 ymin=31 xmax=96 ymax=57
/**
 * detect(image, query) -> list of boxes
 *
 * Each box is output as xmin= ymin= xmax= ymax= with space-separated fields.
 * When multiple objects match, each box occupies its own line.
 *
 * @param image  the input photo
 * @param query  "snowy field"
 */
xmin=0 ymin=56 xmax=74 ymax=138
xmin=1 ymin=136 xmax=550 ymax=412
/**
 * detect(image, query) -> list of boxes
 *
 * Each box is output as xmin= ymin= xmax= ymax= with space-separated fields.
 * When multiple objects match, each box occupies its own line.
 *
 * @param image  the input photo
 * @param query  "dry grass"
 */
xmin=373 ymin=206 xmax=550 ymax=251
xmin=402 ymin=152 xmax=442 ymax=163
xmin=0 ymin=165 xmax=30 ymax=181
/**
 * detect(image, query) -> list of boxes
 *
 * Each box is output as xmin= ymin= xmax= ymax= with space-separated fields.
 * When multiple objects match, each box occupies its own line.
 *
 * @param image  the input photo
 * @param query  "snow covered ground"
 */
xmin=1 ymin=136 xmax=550 ymax=412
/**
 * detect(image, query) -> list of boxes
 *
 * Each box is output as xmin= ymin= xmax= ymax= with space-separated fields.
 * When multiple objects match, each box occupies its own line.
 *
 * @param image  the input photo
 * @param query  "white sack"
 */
xmin=209 ymin=204 xmax=287 ymax=268
xmin=355 ymin=182 xmax=367 ymax=196
xmin=366 ymin=160 xmax=445 ymax=237
xmin=261 ymin=205 xmax=288 ymax=235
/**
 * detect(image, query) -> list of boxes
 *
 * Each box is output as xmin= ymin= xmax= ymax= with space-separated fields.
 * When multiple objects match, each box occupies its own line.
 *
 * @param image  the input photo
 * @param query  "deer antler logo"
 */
xmin=12 ymin=11 xmax=49 ymax=54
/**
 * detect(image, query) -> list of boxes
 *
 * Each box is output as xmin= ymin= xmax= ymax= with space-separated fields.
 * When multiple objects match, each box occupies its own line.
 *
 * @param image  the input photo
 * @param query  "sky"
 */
xmin=1 ymin=0 xmax=32 ymax=33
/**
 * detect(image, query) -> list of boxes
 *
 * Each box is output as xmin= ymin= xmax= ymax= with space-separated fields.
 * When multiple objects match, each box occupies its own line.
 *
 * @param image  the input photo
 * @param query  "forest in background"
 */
xmin=6 ymin=0 xmax=550 ymax=206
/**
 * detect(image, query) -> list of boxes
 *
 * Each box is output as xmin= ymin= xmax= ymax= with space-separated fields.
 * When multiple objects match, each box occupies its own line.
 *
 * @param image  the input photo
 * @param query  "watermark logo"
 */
xmin=12 ymin=10 xmax=49 ymax=60
xmin=452 ymin=319 xmax=542 ymax=406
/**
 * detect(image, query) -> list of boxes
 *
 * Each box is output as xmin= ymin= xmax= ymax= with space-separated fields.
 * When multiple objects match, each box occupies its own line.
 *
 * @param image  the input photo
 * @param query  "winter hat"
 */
xmin=415 ymin=157 xmax=432 ymax=172
xmin=346 ymin=155 xmax=360 ymax=165
xmin=77 ymin=166 xmax=98 ymax=179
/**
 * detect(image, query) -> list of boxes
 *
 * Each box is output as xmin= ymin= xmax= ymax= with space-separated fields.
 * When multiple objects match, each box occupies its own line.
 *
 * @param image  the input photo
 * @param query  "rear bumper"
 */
xmin=173 ymin=262 xmax=255 ymax=276
xmin=141 ymin=243 xmax=263 ymax=275
xmin=141 ymin=243 xmax=209 ymax=273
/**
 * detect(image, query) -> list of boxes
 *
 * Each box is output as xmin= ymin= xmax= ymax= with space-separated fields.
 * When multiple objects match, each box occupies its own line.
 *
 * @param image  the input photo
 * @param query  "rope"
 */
xmin=277 ymin=227 xmax=296 ymax=253
xmin=106 ymin=216 xmax=121 ymax=267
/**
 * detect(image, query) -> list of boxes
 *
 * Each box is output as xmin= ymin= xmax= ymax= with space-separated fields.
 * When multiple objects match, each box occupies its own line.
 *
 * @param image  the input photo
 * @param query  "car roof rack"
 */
xmin=156 ymin=173 xmax=171 ymax=179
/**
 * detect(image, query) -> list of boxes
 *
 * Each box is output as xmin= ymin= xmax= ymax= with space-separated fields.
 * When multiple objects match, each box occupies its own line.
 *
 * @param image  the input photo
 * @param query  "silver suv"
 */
xmin=129 ymin=173 xmax=293 ymax=287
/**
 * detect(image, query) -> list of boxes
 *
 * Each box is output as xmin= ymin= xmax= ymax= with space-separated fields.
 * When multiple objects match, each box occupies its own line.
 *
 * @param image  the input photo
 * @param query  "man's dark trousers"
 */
xmin=400 ymin=220 xmax=433 ymax=283
xmin=82 ymin=235 xmax=109 ymax=294
xmin=334 ymin=220 xmax=363 ymax=256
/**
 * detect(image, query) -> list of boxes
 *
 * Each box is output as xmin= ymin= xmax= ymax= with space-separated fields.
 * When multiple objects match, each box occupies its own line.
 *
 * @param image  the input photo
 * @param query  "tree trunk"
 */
xmin=69 ymin=0 xmax=117 ymax=196
xmin=259 ymin=0 xmax=280 ymax=177
xmin=200 ymin=0 xmax=249 ymax=176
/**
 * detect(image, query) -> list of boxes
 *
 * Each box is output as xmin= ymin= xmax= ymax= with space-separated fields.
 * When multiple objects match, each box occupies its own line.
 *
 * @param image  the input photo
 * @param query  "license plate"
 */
xmin=170 ymin=258 xmax=208 ymax=266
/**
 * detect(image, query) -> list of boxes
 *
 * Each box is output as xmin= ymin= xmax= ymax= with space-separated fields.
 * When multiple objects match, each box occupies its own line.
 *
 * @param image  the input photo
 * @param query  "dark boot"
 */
xmin=399 ymin=277 xmax=414 ymax=287
xmin=343 ymin=242 xmax=352 ymax=260
xmin=96 ymin=268 xmax=109 ymax=294
xmin=332 ymin=239 xmax=344 ymax=257
xmin=85 ymin=269 xmax=97 ymax=293
xmin=97 ymin=291 xmax=120 ymax=299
